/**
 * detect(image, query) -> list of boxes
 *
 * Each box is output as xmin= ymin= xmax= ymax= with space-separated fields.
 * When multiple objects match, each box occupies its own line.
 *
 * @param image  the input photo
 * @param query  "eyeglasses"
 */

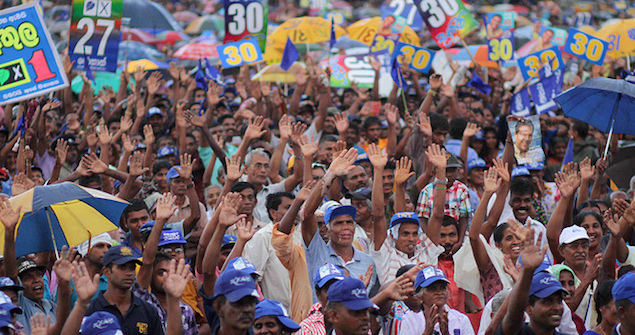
xmin=566 ymin=241 xmax=590 ymax=250
xmin=160 ymin=247 xmax=184 ymax=254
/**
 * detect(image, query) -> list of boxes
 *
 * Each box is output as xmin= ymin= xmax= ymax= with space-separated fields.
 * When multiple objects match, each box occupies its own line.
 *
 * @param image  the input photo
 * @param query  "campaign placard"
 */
xmin=224 ymin=0 xmax=268 ymax=51
xmin=381 ymin=0 xmax=424 ymax=31
xmin=412 ymin=0 xmax=479 ymax=48
xmin=69 ymin=0 xmax=122 ymax=73
xmin=518 ymin=46 xmax=563 ymax=80
xmin=216 ymin=39 xmax=264 ymax=68
xmin=0 ymin=3 xmax=69 ymax=104
xmin=564 ymin=28 xmax=608 ymax=66
xmin=484 ymin=11 xmax=514 ymax=39
xmin=392 ymin=42 xmax=435 ymax=73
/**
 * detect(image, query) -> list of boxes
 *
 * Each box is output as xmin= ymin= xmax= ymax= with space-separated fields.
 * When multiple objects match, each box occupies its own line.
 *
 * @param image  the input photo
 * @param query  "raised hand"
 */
xmin=623 ymin=205 xmax=635 ymax=226
xmin=156 ymin=192 xmax=177 ymax=222
xmin=119 ymin=115 xmax=133 ymax=134
xmin=97 ymin=126 xmax=113 ymax=147
xmin=164 ymin=259 xmax=194 ymax=299
xmin=0 ymin=198 xmax=21 ymax=232
xmin=143 ymin=124 xmax=155 ymax=146
xmin=395 ymin=156 xmax=414 ymax=185
xmin=298 ymin=179 xmax=318 ymax=202
xmin=207 ymin=81 xmax=225 ymax=106
xmin=184 ymin=110 xmax=207 ymax=128
xmin=168 ymin=62 xmax=181 ymax=80
xmin=582 ymin=253 xmax=602 ymax=284
xmin=463 ymin=122 xmax=481 ymax=139
xmin=12 ymin=173 xmax=35 ymax=196
xmin=71 ymin=260 xmax=100 ymax=302
xmin=613 ymin=199 xmax=629 ymax=217
xmin=360 ymin=264 xmax=373 ymax=288
xmin=122 ymin=133 xmax=134 ymax=153
xmin=176 ymin=153 xmax=195 ymax=180
xmin=86 ymin=127 xmax=98 ymax=148
xmin=290 ymin=122 xmax=307 ymax=146
xmin=493 ymin=158 xmax=509 ymax=183
xmin=129 ymin=151 xmax=149 ymax=177
xmin=367 ymin=143 xmax=387 ymax=168
xmin=429 ymin=73 xmax=443 ymax=91
xmin=579 ymin=157 xmax=595 ymax=181
xmin=244 ymin=116 xmax=267 ymax=140
xmin=53 ymin=245 xmax=78 ymax=283
xmin=384 ymin=275 xmax=415 ymax=301
xmin=219 ymin=193 xmax=246 ymax=227
xmin=75 ymin=156 xmax=93 ymax=177
xmin=334 ymin=113 xmax=349 ymax=134
xmin=296 ymin=69 xmax=309 ymax=86
xmin=417 ymin=113 xmax=432 ymax=138
xmin=278 ymin=115 xmax=291 ymax=140
xmin=440 ymin=83 xmax=454 ymax=98
xmin=225 ymin=154 xmax=246 ymax=182
xmin=369 ymin=55 xmax=381 ymax=72
xmin=503 ymin=254 xmax=521 ymax=283
xmin=385 ymin=104 xmax=399 ymax=125
xmin=328 ymin=148 xmax=358 ymax=177
xmin=299 ymin=134 xmax=318 ymax=158
xmin=84 ymin=153 xmax=108 ymax=174
xmin=426 ymin=144 xmax=446 ymax=171
xmin=29 ymin=314 xmax=51 ymax=335
xmin=483 ymin=167 xmax=501 ymax=193
xmin=146 ymin=72 xmax=163 ymax=96
xmin=236 ymin=218 xmax=254 ymax=242
xmin=595 ymin=159 xmax=608 ymax=177
xmin=518 ymin=231 xmax=547 ymax=272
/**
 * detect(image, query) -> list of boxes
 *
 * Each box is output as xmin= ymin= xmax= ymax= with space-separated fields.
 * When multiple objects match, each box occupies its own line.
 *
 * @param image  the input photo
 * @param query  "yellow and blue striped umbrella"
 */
xmin=0 ymin=182 xmax=129 ymax=258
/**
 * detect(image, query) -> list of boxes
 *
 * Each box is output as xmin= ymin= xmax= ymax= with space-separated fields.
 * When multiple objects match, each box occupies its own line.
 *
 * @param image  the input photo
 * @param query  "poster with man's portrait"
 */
xmin=509 ymin=115 xmax=545 ymax=165
xmin=485 ymin=12 xmax=515 ymax=39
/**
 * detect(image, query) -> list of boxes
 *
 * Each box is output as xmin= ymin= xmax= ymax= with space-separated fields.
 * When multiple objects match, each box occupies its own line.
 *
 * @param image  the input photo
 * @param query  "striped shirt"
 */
xmin=416 ymin=180 xmax=472 ymax=220
xmin=381 ymin=301 xmax=410 ymax=335
xmin=299 ymin=303 xmax=325 ymax=335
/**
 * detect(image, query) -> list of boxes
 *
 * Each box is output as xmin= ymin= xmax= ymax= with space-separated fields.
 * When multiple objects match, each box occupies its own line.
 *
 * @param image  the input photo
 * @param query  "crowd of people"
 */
xmin=1 ymin=0 xmax=635 ymax=335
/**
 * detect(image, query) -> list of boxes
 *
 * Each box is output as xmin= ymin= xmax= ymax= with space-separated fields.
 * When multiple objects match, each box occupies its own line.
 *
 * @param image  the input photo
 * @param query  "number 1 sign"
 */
xmin=69 ymin=0 xmax=122 ymax=72
xmin=0 ymin=3 xmax=69 ymax=104
xmin=224 ymin=0 xmax=268 ymax=51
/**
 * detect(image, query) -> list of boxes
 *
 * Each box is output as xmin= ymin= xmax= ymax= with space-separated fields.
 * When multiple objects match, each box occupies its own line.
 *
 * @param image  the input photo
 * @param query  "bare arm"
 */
xmin=368 ymin=144 xmax=388 ymax=251
xmin=426 ymin=144 xmax=447 ymax=246
xmin=471 ymin=168 xmax=499 ymax=271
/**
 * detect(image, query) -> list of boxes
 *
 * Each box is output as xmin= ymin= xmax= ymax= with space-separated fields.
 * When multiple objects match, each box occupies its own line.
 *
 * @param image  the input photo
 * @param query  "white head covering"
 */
xmin=76 ymin=233 xmax=113 ymax=257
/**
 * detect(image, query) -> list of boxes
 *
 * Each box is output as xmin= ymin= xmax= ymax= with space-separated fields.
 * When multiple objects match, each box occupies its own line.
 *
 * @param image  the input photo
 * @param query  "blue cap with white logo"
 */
xmin=158 ymin=230 xmax=187 ymax=247
xmin=0 ymin=291 xmax=21 ymax=315
xmin=226 ymin=257 xmax=259 ymax=276
xmin=529 ymin=271 xmax=568 ymax=298
xmin=80 ymin=311 xmax=122 ymax=335
xmin=314 ymin=263 xmax=345 ymax=288
xmin=324 ymin=203 xmax=356 ymax=225
xmin=166 ymin=166 xmax=180 ymax=182
xmin=213 ymin=269 xmax=259 ymax=302
xmin=414 ymin=266 xmax=450 ymax=289
xmin=389 ymin=212 xmax=420 ymax=229
xmin=255 ymin=299 xmax=300 ymax=332
xmin=146 ymin=107 xmax=162 ymax=119
xmin=157 ymin=146 xmax=177 ymax=158
xmin=327 ymin=277 xmax=375 ymax=311
xmin=222 ymin=235 xmax=238 ymax=249
xmin=613 ymin=272 xmax=635 ymax=304
xmin=512 ymin=167 xmax=531 ymax=178
xmin=0 ymin=277 xmax=22 ymax=291
xmin=0 ymin=303 xmax=14 ymax=330
xmin=467 ymin=158 xmax=488 ymax=172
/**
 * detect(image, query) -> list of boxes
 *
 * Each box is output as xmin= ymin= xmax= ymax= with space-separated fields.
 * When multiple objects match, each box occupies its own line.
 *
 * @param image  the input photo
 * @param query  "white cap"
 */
xmin=559 ymin=226 xmax=589 ymax=245
xmin=76 ymin=233 xmax=113 ymax=256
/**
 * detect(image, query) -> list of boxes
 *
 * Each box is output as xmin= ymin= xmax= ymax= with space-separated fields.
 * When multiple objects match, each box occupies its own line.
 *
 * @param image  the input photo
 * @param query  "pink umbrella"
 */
xmin=173 ymin=11 xmax=200 ymax=24
xmin=121 ymin=28 xmax=159 ymax=44
xmin=154 ymin=31 xmax=190 ymax=45
xmin=173 ymin=42 xmax=219 ymax=60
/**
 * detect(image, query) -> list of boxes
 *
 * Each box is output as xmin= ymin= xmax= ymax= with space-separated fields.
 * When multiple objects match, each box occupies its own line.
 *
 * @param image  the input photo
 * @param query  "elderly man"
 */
xmin=325 ymin=277 xmax=375 ymax=335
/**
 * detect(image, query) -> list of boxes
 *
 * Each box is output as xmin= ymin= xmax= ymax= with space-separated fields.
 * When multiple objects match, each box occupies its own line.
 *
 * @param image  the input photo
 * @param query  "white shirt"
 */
xmin=253 ymin=180 xmax=287 ymax=224
xmin=400 ymin=305 xmax=474 ymax=335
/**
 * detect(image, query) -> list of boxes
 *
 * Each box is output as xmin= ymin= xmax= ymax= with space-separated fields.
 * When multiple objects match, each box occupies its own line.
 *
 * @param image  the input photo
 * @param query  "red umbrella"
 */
xmin=154 ymin=31 xmax=190 ymax=45
xmin=121 ymin=28 xmax=159 ymax=44
xmin=173 ymin=42 xmax=219 ymax=60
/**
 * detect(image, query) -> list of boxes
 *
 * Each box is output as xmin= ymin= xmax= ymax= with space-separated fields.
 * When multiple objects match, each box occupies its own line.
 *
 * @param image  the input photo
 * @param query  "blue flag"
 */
xmin=195 ymin=58 xmax=208 ymax=91
xmin=83 ymin=54 xmax=95 ymax=84
xmin=467 ymin=71 xmax=492 ymax=95
xmin=561 ymin=137 xmax=574 ymax=167
xmin=13 ymin=112 xmax=25 ymax=136
xmin=511 ymin=87 xmax=531 ymax=117
xmin=329 ymin=17 xmax=336 ymax=49
xmin=391 ymin=57 xmax=408 ymax=89
xmin=205 ymin=58 xmax=222 ymax=84
xmin=281 ymin=37 xmax=299 ymax=71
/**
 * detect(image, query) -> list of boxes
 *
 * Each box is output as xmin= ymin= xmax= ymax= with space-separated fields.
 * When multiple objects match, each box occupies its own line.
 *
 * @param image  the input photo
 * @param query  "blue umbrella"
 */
xmin=554 ymin=77 xmax=635 ymax=158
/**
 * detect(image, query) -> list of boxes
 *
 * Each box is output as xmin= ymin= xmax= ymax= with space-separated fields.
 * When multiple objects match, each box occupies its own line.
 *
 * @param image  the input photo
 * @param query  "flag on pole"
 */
xmin=391 ymin=56 xmax=408 ymax=90
xmin=195 ymin=58 xmax=208 ymax=90
xmin=329 ymin=17 xmax=337 ymax=49
xmin=280 ymin=37 xmax=299 ymax=71
xmin=205 ymin=58 xmax=222 ymax=84
xmin=467 ymin=71 xmax=492 ymax=95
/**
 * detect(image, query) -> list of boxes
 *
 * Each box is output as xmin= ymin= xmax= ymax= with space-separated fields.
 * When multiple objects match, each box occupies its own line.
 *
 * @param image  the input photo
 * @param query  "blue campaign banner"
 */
xmin=380 ymin=0 xmax=423 ymax=31
xmin=511 ymin=87 xmax=530 ymax=116
xmin=392 ymin=42 xmax=435 ymax=73
xmin=517 ymin=46 xmax=564 ymax=80
xmin=216 ymin=39 xmax=264 ymax=68
xmin=564 ymin=28 xmax=609 ymax=66
xmin=0 ymin=3 xmax=69 ymax=104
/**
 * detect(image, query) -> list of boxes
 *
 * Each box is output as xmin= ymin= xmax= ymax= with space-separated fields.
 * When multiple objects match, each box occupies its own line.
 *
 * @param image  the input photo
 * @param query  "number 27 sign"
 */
xmin=69 ymin=0 xmax=122 ymax=73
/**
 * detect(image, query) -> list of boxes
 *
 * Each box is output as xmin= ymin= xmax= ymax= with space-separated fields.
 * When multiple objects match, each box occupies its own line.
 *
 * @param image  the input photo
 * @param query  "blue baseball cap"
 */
xmin=0 ymin=277 xmax=22 ymax=291
xmin=355 ymin=153 xmax=370 ymax=164
xmin=324 ymin=204 xmax=356 ymax=225
xmin=255 ymin=299 xmax=300 ymax=332
xmin=102 ymin=245 xmax=142 ymax=267
xmin=327 ymin=277 xmax=375 ymax=311
xmin=213 ymin=269 xmax=259 ymax=302
xmin=157 ymin=146 xmax=177 ymax=158
xmin=222 ymin=235 xmax=238 ymax=249
xmin=518 ymin=253 xmax=552 ymax=273
xmin=133 ymin=143 xmax=147 ymax=152
xmin=529 ymin=271 xmax=568 ymax=298
xmin=0 ymin=291 xmax=21 ymax=315
xmin=139 ymin=220 xmax=155 ymax=235
xmin=415 ymin=266 xmax=450 ymax=289
xmin=80 ymin=311 xmax=122 ymax=335
xmin=0 ymin=303 xmax=14 ymax=330
xmin=467 ymin=158 xmax=488 ymax=172
xmin=226 ymin=257 xmax=259 ymax=276
xmin=613 ymin=272 xmax=635 ymax=303
xmin=158 ymin=230 xmax=187 ymax=247
xmin=314 ymin=263 xmax=345 ymax=288
xmin=525 ymin=161 xmax=545 ymax=170
xmin=146 ymin=107 xmax=163 ymax=119
xmin=512 ymin=167 xmax=531 ymax=178
xmin=473 ymin=130 xmax=486 ymax=141
xmin=389 ymin=212 xmax=420 ymax=229
xmin=166 ymin=166 xmax=180 ymax=182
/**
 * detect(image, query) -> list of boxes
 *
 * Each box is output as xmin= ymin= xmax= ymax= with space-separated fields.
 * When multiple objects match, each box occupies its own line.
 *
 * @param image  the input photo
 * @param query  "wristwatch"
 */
xmin=433 ymin=178 xmax=448 ymax=186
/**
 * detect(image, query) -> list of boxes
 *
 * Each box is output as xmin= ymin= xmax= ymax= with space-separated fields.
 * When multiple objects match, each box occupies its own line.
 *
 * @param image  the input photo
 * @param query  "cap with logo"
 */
xmin=327 ymin=277 xmax=374 ymax=311
xmin=414 ymin=266 xmax=451 ymax=289
xmin=213 ymin=269 xmax=259 ymax=302
xmin=324 ymin=203 xmax=356 ymax=225
xmin=16 ymin=258 xmax=46 ymax=277
xmin=467 ymin=158 xmax=488 ymax=172
xmin=166 ymin=166 xmax=182 ymax=182
xmin=81 ymin=311 xmax=123 ymax=335
xmin=529 ymin=271 xmax=568 ymax=298
xmin=255 ymin=299 xmax=301 ymax=332
xmin=226 ymin=257 xmax=259 ymax=277
xmin=146 ymin=107 xmax=163 ymax=119
xmin=222 ymin=235 xmax=237 ymax=249
xmin=612 ymin=272 xmax=635 ymax=304
xmin=524 ymin=161 xmax=545 ymax=170
xmin=446 ymin=153 xmax=462 ymax=169
xmin=133 ymin=143 xmax=147 ymax=152
xmin=345 ymin=188 xmax=372 ymax=201
xmin=389 ymin=212 xmax=420 ymax=229
xmin=102 ymin=245 xmax=142 ymax=267
xmin=157 ymin=146 xmax=177 ymax=158
xmin=0 ymin=277 xmax=22 ymax=292
xmin=0 ymin=302 xmax=14 ymax=331
xmin=314 ymin=263 xmax=345 ymax=288
xmin=512 ymin=167 xmax=531 ymax=178
xmin=0 ymin=291 xmax=21 ymax=315
xmin=139 ymin=221 xmax=156 ymax=235
xmin=355 ymin=153 xmax=370 ymax=164
xmin=559 ymin=226 xmax=590 ymax=245
xmin=158 ymin=230 xmax=187 ymax=247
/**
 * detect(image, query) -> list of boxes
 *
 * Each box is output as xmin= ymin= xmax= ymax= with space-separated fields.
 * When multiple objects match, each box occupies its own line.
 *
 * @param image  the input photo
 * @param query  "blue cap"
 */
xmin=345 ymin=188 xmax=372 ymax=201
xmin=314 ymin=263 xmax=345 ymax=288
xmin=226 ymin=78 xmax=236 ymax=84
xmin=324 ymin=204 xmax=356 ymax=225
xmin=80 ymin=311 xmax=122 ymax=335
xmin=524 ymin=161 xmax=545 ymax=170
xmin=226 ymin=257 xmax=258 ymax=276
xmin=213 ymin=269 xmax=259 ymax=302
xmin=473 ymin=130 xmax=486 ymax=141
xmin=518 ymin=253 xmax=552 ymax=273
xmin=222 ymin=235 xmax=238 ymax=249
xmin=166 ymin=166 xmax=180 ymax=182
xmin=102 ymin=245 xmax=142 ymax=267
xmin=355 ymin=153 xmax=370 ymax=164
xmin=255 ymin=299 xmax=300 ymax=332
xmin=613 ymin=272 xmax=635 ymax=303
xmin=146 ymin=107 xmax=162 ymax=119
xmin=389 ymin=212 xmax=420 ymax=229
xmin=327 ymin=277 xmax=375 ymax=311
xmin=414 ymin=266 xmax=450 ymax=289
xmin=0 ymin=277 xmax=22 ymax=291
xmin=529 ymin=271 xmax=568 ymax=298
xmin=133 ymin=143 xmax=147 ymax=152
xmin=0 ymin=303 xmax=14 ymax=330
xmin=158 ymin=230 xmax=187 ymax=247
xmin=467 ymin=158 xmax=488 ymax=172
xmin=0 ymin=292 xmax=21 ymax=315
xmin=139 ymin=220 xmax=155 ymax=235
xmin=157 ymin=146 xmax=177 ymax=158
xmin=512 ymin=167 xmax=531 ymax=178
xmin=380 ymin=120 xmax=389 ymax=129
